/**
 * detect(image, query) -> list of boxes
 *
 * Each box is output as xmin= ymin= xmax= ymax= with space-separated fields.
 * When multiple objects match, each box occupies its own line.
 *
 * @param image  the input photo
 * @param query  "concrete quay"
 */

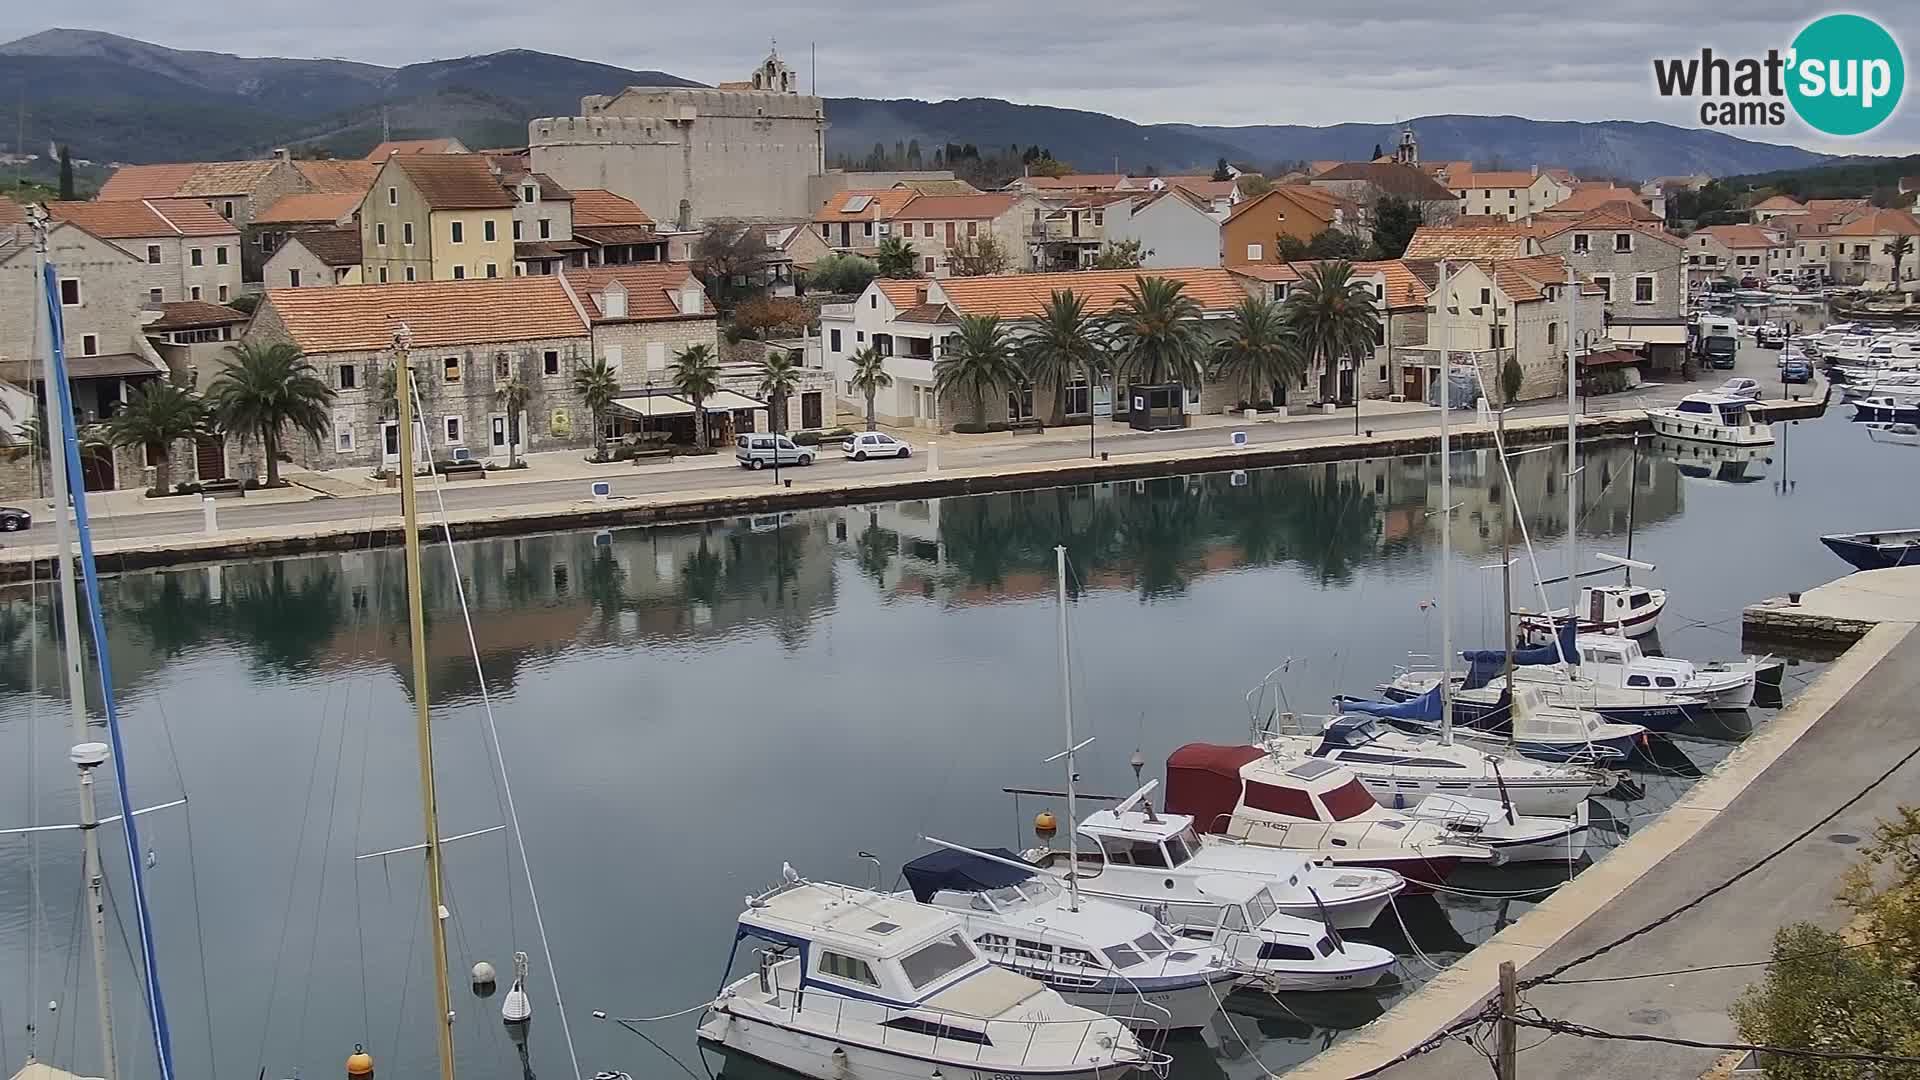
xmin=1289 ymin=568 xmax=1920 ymax=1080
xmin=1744 ymin=565 xmax=1920 ymax=657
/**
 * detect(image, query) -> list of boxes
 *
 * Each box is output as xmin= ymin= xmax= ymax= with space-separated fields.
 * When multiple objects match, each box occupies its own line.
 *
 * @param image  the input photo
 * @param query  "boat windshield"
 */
xmin=1164 ymin=827 xmax=1203 ymax=867
xmin=1104 ymin=942 xmax=1145 ymax=969
xmin=900 ymin=932 xmax=978 ymax=990
xmin=967 ymin=885 xmax=1027 ymax=911
xmin=1245 ymin=886 xmax=1279 ymax=927
xmin=1013 ymin=877 xmax=1061 ymax=905
xmin=1676 ymin=399 xmax=1712 ymax=414
xmin=1318 ymin=779 xmax=1378 ymax=821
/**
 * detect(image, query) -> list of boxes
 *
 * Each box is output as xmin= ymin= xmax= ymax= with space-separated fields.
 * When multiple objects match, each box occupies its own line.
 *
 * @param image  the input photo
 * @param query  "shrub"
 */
xmin=792 ymin=431 xmax=823 ymax=446
xmin=809 ymin=253 xmax=879 ymax=295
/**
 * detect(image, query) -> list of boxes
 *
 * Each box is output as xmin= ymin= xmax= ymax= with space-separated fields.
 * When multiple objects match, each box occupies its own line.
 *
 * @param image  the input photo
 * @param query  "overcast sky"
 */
xmin=26 ymin=1 xmax=1920 ymax=155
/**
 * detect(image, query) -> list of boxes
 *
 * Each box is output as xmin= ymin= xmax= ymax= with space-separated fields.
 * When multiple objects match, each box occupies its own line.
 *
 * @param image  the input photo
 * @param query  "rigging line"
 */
xmin=1328 ymin=1006 xmax=1495 ymax=1080
xmin=295 ymin=700 xmax=354 ymax=1058
xmin=386 ymin=868 xmax=429 ymax=1071
xmin=1524 ymin=734 xmax=1920 ymax=990
xmin=253 ymin=692 xmax=335 ymax=1070
xmin=51 ymin=875 xmax=83 ymax=1064
xmin=350 ymin=718 xmax=373 ymax=1041
xmin=410 ymin=371 xmax=583 ymax=1080
xmin=25 ymin=480 xmax=43 ymax=1065
xmin=178 ymin=798 xmax=220 ymax=1080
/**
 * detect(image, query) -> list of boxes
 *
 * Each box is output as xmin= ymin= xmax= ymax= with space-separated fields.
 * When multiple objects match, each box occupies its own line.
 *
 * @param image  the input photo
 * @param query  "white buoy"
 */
xmin=501 ymin=951 xmax=532 ymax=1024
xmin=472 ymin=961 xmax=497 ymax=984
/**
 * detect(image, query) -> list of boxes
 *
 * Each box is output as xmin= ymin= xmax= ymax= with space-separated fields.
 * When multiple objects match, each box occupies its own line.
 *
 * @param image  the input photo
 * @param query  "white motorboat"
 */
xmin=1565 ymin=632 xmax=1760 ymax=710
xmin=701 ymin=873 xmax=1164 ymax=1079
xmin=1022 ymin=789 xmax=1406 ymax=930
xmin=1854 ymin=394 xmax=1920 ymax=423
xmin=1407 ymin=795 xmax=1590 ymax=863
xmin=901 ymin=846 xmax=1240 ymax=1027
xmin=1367 ymin=679 xmax=1648 ymax=762
xmin=1123 ymin=873 xmax=1397 ymax=993
xmin=1648 ymin=393 xmax=1775 ymax=447
xmin=1516 ymin=583 xmax=1667 ymax=640
xmin=1164 ymin=750 xmax=1499 ymax=892
xmin=1252 ymin=711 xmax=1606 ymax=817
xmin=1867 ymin=422 xmax=1920 ymax=446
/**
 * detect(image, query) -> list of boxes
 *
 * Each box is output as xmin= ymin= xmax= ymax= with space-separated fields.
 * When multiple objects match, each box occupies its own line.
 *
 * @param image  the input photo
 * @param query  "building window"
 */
xmin=335 ymin=417 xmax=354 ymax=452
xmin=1093 ymin=211 xmax=1104 ymax=226
xmin=451 ymin=221 xmax=464 ymax=244
xmin=379 ymin=267 xmax=389 ymax=283
xmin=388 ymin=187 xmax=398 ymax=206
xmin=190 ymin=248 xmax=204 ymax=266
xmin=190 ymin=286 xmax=201 ymax=300
xmin=453 ymin=265 xmax=466 ymax=280
xmin=338 ymin=363 xmax=357 ymax=389
xmin=870 ymin=294 xmax=878 ymax=308
xmin=376 ymin=222 xmax=387 ymax=245
xmin=924 ymin=256 xmax=934 ymax=273
xmin=218 ymin=284 xmax=229 ymax=302
xmin=485 ymin=263 xmax=498 ymax=278
xmin=146 ymin=244 xmax=161 ymax=264
xmin=862 ymin=221 xmax=873 ymax=237
xmin=1374 ymin=323 xmax=1385 ymax=346
xmin=923 ymin=222 xmax=933 ymax=238
xmin=1491 ymin=324 xmax=1507 ymax=348
xmin=967 ymin=221 xmax=979 ymax=236
xmin=1594 ymin=276 xmax=1612 ymax=301
xmin=221 ymin=200 xmax=234 ymax=219
xmin=484 ymin=219 xmax=496 ymax=242
xmin=1479 ymin=288 xmax=1491 ymax=305
xmin=1634 ymin=276 xmax=1655 ymax=303
xmin=289 ymin=268 xmax=302 ymax=287
xmin=404 ymin=267 xmax=416 ymax=282
xmin=522 ymin=184 xmax=536 ymax=202
xmin=403 ymin=222 xmax=414 ymax=246
xmin=1614 ymin=233 xmax=1632 ymax=253
xmin=1570 ymin=233 xmax=1590 ymax=253
xmin=495 ymin=356 xmax=511 ymax=378
xmin=513 ymin=220 xmax=523 ymax=240
xmin=81 ymin=334 xmax=98 ymax=356
xmin=148 ymin=287 xmax=163 ymax=303
xmin=820 ymin=224 xmax=830 ymax=239
xmin=1547 ymin=322 xmax=1558 ymax=345
xmin=829 ymin=328 xmax=842 ymax=352
xmin=539 ymin=218 xmax=551 ymax=239
xmin=817 ymin=951 xmax=878 ymax=987
xmin=444 ymin=416 xmax=462 ymax=444
xmin=217 ymin=246 xmax=228 ymax=265
xmin=1246 ymin=243 xmax=1263 ymax=261
xmin=543 ymin=350 xmax=560 ymax=375
xmin=443 ymin=357 xmax=460 ymax=382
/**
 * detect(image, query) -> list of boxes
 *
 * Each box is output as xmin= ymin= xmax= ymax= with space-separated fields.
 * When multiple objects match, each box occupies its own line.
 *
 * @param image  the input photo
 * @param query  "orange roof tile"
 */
xmin=1696 ymin=224 xmax=1784 ymax=249
xmin=813 ymin=188 xmax=919 ymax=222
xmin=364 ymin=138 xmax=467 ymax=160
xmin=1167 ymin=178 xmax=1237 ymax=200
xmin=174 ymin=160 xmax=288 ymax=196
xmin=1019 ymin=174 xmax=1127 ymax=190
xmin=892 ymin=194 xmax=1019 ymax=220
xmin=292 ymin=159 xmax=381 ymax=195
xmin=1831 ymin=209 xmax=1920 ymax=237
xmin=45 ymin=198 xmax=236 ymax=239
xmin=0 ymin=200 xmax=23 ymax=227
xmin=262 ymin=277 xmax=587 ymax=353
xmin=932 ymin=268 xmax=1246 ymax=320
xmin=256 ymin=192 xmax=362 ymax=226
xmin=570 ymin=189 xmax=653 ymax=226
xmin=1540 ymin=208 xmax=1683 ymax=246
xmin=1450 ymin=171 xmax=1541 ymax=190
xmin=97 ymin=163 xmax=201 ymax=200
xmin=388 ymin=155 xmax=515 ymax=210
xmin=562 ymin=264 xmax=713 ymax=321
xmin=147 ymin=301 xmax=248 ymax=331
xmin=1752 ymin=195 xmax=1805 ymax=211
xmin=286 ymin=227 xmax=362 ymax=266
xmin=1403 ymin=223 xmax=1536 ymax=260
xmin=876 ymin=280 xmax=926 ymax=307
xmin=1543 ymin=186 xmax=1655 ymax=217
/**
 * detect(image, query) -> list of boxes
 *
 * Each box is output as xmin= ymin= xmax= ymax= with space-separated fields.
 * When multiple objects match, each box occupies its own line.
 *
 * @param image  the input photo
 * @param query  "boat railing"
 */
xmin=1257 ymin=710 xmax=1337 ymax=740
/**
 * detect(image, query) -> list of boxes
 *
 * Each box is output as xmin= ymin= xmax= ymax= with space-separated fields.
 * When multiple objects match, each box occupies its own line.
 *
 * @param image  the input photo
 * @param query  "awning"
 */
xmin=611 ymin=395 xmax=694 ymax=418
xmin=1578 ymin=349 xmax=1642 ymax=369
xmin=1609 ymin=323 xmax=1688 ymax=346
xmin=705 ymin=389 xmax=768 ymax=412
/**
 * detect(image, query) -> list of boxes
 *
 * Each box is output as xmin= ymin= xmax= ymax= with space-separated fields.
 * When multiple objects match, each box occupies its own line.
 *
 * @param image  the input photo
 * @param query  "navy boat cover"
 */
xmin=902 ymin=847 xmax=1035 ymax=903
xmin=1461 ymin=619 xmax=1577 ymax=690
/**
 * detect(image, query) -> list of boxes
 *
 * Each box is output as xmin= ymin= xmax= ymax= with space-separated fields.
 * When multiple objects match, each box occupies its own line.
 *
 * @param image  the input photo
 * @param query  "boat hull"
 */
xmin=1822 ymin=533 xmax=1920 ymax=571
xmin=1326 ymin=853 xmax=1464 ymax=894
xmin=1854 ymin=402 xmax=1920 ymax=423
xmin=1061 ymin=977 xmax=1228 ymax=1033
xmin=1359 ymin=773 xmax=1594 ymax=818
xmin=1272 ymin=889 xmax=1394 ymax=931
xmin=1235 ymin=953 xmax=1397 ymax=993
xmin=697 ymin=1010 xmax=1146 ymax=1079
xmin=1381 ymin=687 xmax=1697 ymax=732
xmin=1647 ymin=411 xmax=1775 ymax=447
xmin=1412 ymin=798 xmax=1590 ymax=864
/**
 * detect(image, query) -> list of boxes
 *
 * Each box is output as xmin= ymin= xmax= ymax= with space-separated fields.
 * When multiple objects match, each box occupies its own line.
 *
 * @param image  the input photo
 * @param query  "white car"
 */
xmin=842 ymin=431 xmax=911 ymax=460
xmin=1716 ymin=377 xmax=1763 ymax=400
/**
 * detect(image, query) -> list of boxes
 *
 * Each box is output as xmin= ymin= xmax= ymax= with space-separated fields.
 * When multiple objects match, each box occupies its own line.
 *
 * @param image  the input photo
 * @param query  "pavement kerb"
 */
xmin=1284 ymin=618 xmax=1918 ymax=1080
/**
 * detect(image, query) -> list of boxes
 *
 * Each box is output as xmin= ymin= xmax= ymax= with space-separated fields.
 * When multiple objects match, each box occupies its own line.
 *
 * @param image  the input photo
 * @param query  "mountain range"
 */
xmin=1 ymin=28 xmax=1832 ymax=181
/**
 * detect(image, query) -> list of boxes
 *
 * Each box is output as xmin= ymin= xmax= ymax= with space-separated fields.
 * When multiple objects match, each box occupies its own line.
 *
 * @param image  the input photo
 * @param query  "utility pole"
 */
xmin=1497 ymin=960 xmax=1518 ymax=1080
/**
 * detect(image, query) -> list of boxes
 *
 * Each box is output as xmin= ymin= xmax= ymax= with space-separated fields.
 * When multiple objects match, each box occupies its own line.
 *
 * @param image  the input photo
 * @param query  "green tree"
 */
xmin=1277 ymin=234 xmax=1312 ymax=261
xmin=1236 ymin=174 xmax=1273 ymax=197
xmin=1307 ymin=228 xmax=1372 ymax=260
xmin=1371 ymin=195 xmax=1424 ymax=259
xmin=1212 ymin=296 xmax=1305 ymax=407
xmin=1021 ymin=290 xmax=1106 ymax=427
xmin=1211 ymin=157 xmax=1231 ymax=182
xmin=1841 ymin=807 xmax=1920 ymax=979
xmin=1885 ymin=235 xmax=1914 ymax=291
xmin=1108 ymin=275 xmax=1208 ymax=392
xmin=494 ymin=368 xmax=532 ymax=466
xmin=571 ymin=354 xmax=619 ymax=460
xmin=1282 ymin=261 xmax=1381 ymax=402
xmin=947 ymin=233 xmax=1012 ymax=277
xmin=206 ymin=340 xmax=335 ymax=487
xmin=848 ymin=345 xmax=891 ymax=432
xmin=1731 ymin=922 xmax=1920 ymax=1080
xmin=106 ymin=381 xmax=203 ymax=494
xmin=667 ymin=343 xmax=721 ymax=450
xmin=808 ymin=253 xmax=878 ymax=295
xmin=756 ymin=348 xmax=804 ymax=433
xmin=1372 ymin=142 xmax=1383 ymax=160
xmin=1499 ymin=354 xmax=1525 ymax=406
xmin=692 ymin=219 xmax=774 ymax=311
xmin=58 ymin=146 xmax=74 ymax=201
xmin=1091 ymin=239 xmax=1151 ymax=269
xmin=875 ymin=235 xmax=921 ymax=278
xmin=934 ymin=315 xmax=1022 ymax=427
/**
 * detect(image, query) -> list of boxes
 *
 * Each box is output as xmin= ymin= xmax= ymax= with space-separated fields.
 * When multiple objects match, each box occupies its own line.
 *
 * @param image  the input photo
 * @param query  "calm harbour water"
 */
xmin=0 ymin=409 xmax=1907 ymax=1080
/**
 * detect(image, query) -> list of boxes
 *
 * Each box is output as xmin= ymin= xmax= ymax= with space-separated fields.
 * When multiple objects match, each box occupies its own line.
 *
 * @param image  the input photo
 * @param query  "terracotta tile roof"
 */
xmin=46 ymin=198 xmax=236 ymax=239
xmin=287 ymin=227 xmax=363 ymax=266
xmin=1230 ymin=259 xmax=1429 ymax=306
xmin=1543 ymin=186 xmax=1655 ymax=217
xmin=148 ymin=197 xmax=240 ymax=235
xmin=1696 ymin=224 xmax=1784 ymax=249
xmin=0 ymin=352 xmax=163 ymax=382
xmin=574 ymin=224 xmax=659 ymax=246
xmin=1403 ymin=223 xmax=1537 ymax=260
xmin=876 ymin=280 xmax=927 ymax=307
xmin=97 ymin=163 xmax=201 ymax=200
xmin=1057 ymin=191 xmax=1137 ymax=209
xmin=1167 ymin=178 xmax=1237 ymax=200
xmin=365 ymin=138 xmax=466 ymax=160
xmin=263 ymin=276 xmax=587 ymax=353
xmin=1542 ymin=167 xmax=1577 ymax=184
xmin=292 ymin=159 xmax=380 ymax=195
xmin=1541 ymin=208 xmax=1683 ymax=246
xmin=1807 ymin=198 xmax=1870 ymax=212
xmin=1449 ymin=171 xmax=1540 ymax=190
xmin=1019 ymin=174 xmax=1127 ymax=190
xmin=932 ymin=268 xmax=1245 ymax=320
xmin=0 ymin=200 xmax=23 ymax=226
xmin=174 ymin=160 xmax=287 ymax=196
xmin=1752 ymin=195 xmax=1805 ymax=211
xmin=813 ymin=188 xmax=918 ymax=222
xmin=1228 ymin=264 xmax=1305 ymax=283
xmin=892 ymin=193 xmax=1019 ymax=221
xmin=562 ymin=263 xmax=712 ymax=321
xmin=894 ymin=178 xmax=980 ymax=195
xmin=1309 ymin=163 xmax=1456 ymax=202
xmin=894 ymin=302 xmax=958 ymax=324
xmin=1831 ymin=209 xmax=1920 ymax=237
xmin=514 ymin=240 xmax=586 ymax=259
xmin=570 ymin=189 xmax=653 ymax=226
xmin=256 ymin=192 xmax=361 ymax=226
xmin=389 ymin=155 xmax=515 ymax=210
xmin=147 ymin=300 xmax=248 ymax=331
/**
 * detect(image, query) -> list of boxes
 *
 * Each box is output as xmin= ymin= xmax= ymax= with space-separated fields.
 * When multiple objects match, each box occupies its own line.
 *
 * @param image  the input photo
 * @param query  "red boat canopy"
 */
xmin=1165 ymin=743 xmax=1262 ymax=834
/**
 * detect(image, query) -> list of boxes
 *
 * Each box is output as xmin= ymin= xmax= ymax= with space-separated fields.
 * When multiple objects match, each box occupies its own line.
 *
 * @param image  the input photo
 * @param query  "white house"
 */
xmin=1100 ymin=190 xmax=1225 ymax=268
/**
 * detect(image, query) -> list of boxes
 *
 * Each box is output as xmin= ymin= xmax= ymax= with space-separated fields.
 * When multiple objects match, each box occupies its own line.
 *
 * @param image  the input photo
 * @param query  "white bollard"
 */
xmin=201 ymin=496 xmax=217 ymax=535
xmin=927 ymin=442 xmax=939 ymax=475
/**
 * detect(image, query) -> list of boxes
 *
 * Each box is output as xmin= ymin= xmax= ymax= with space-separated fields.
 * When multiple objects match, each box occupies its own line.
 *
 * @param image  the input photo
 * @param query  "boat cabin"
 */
xmin=1575 ymin=634 xmax=1694 ymax=689
xmin=1072 ymin=807 xmax=1209 ymax=870
xmin=1146 ymin=875 xmax=1334 ymax=960
xmin=1673 ymin=394 xmax=1757 ymax=425
xmin=1167 ymin=746 xmax=1388 ymax=834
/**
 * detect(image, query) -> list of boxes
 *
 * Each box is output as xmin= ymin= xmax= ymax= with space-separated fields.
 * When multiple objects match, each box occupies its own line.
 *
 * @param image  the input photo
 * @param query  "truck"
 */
xmin=1694 ymin=315 xmax=1739 ymax=369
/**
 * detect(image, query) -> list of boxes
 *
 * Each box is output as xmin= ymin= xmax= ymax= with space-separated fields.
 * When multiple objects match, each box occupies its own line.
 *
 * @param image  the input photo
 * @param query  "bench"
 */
xmin=1008 ymin=419 xmax=1045 ymax=435
xmin=629 ymin=447 xmax=676 ymax=464
xmin=201 ymin=478 xmax=245 ymax=499
xmin=435 ymin=461 xmax=488 ymax=481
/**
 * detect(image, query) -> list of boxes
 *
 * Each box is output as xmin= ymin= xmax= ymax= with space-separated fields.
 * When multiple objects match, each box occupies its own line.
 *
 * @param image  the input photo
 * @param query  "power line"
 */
xmin=1522 ymin=736 xmax=1920 ymax=989
xmin=1330 ymin=1005 xmax=1497 ymax=1080
xmin=1542 ymin=935 xmax=1894 ymax=985
xmin=1510 ymin=1011 xmax=1920 ymax=1067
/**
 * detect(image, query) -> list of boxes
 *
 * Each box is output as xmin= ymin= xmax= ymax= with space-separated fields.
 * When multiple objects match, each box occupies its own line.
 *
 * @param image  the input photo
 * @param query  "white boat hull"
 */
xmin=1648 ymin=410 xmax=1775 ymax=447
xmin=1410 ymin=797 xmax=1590 ymax=863
xmin=1235 ymin=952 xmax=1397 ymax=993
xmin=698 ymin=1009 xmax=1145 ymax=1079
xmin=1061 ymin=980 xmax=1224 ymax=1033
xmin=1357 ymin=771 xmax=1594 ymax=819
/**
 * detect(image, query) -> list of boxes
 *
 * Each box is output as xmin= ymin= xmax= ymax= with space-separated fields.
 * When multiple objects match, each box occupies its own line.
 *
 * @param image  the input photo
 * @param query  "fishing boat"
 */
xmin=1647 ymin=393 xmax=1775 ymax=447
xmin=1355 ymin=681 xmax=1646 ymax=763
xmin=1516 ymin=582 xmax=1667 ymax=640
xmin=1379 ymin=631 xmax=1703 ymax=731
xmin=1852 ymin=395 xmax=1920 ymax=423
xmin=699 ymin=873 xmax=1164 ymax=1079
xmin=1164 ymin=749 xmax=1500 ymax=891
xmin=1866 ymin=422 xmax=1920 ymax=446
xmin=1560 ymin=633 xmax=1760 ymax=710
xmin=1405 ymin=795 xmax=1590 ymax=863
xmin=1820 ymin=529 xmax=1920 ymax=571
xmin=900 ymin=846 xmax=1240 ymax=1028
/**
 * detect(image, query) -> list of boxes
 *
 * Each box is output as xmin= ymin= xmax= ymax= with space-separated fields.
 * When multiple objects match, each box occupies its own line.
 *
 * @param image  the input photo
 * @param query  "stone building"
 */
xmin=146 ymin=300 xmax=250 ymax=389
xmin=528 ymin=48 xmax=827 ymax=225
xmin=812 ymin=191 xmax=1044 ymax=276
xmin=99 ymin=156 xmax=316 ymax=280
xmin=1230 ymin=260 xmax=1431 ymax=404
xmin=359 ymin=154 xmax=518 ymax=285
xmin=45 ymin=198 xmax=243 ymax=306
xmin=262 ymin=228 xmax=364 ymax=290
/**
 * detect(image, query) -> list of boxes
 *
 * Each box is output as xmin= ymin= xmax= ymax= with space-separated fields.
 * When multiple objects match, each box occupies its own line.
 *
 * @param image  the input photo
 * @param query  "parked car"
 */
xmin=735 ymin=433 xmax=813 ymax=469
xmin=1755 ymin=324 xmax=1786 ymax=348
xmin=1781 ymin=359 xmax=1814 ymax=384
xmin=1716 ymin=378 xmax=1763 ymax=400
xmin=0 ymin=506 xmax=30 ymax=531
xmin=842 ymin=431 xmax=912 ymax=460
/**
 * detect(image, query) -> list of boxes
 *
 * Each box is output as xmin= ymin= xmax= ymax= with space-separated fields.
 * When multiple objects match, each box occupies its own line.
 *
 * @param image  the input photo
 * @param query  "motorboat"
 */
xmin=1022 ymin=790 xmax=1406 ymax=930
xmin=1820 ymin=529 xmax=1920 ymax=571
xmin=900 ymin=846 xmax=1239 ymax=1027
xmin=1406 ymin=795 xmax=1590 ymax=863
xmin=1254 ymin=710 xmax=1606 ymax=816
xmin=1516 ymin=582 xmax=1667 ymax=640
xmin=1867 ymin=422 xmax=1920 ymax=446
xmin=1563 ymin=632 xmax=1760 ymax=710
xmin=1360 ymin=681 xmax=1647 ymax=763
xmin=1647 ymin=393 xmax=1775 ymax=447
xmin=1650 ymin=436 xmax=1772 ymax=484
xmin=1853 ymin=395 xmax=1920 ymax=423
xmin=700 ymin=872 xmax=1164 ymax=1079
xmin=1164 ymin=749 xmax=1500 ymax=891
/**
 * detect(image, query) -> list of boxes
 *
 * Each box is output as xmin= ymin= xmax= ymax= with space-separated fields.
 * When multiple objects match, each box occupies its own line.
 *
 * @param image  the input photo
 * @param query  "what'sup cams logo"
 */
xmin=1653 ymin=13 xmax=1904 ymax=136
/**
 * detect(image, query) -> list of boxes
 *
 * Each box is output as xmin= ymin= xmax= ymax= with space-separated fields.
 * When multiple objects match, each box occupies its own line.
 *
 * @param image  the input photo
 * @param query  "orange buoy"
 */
xmin=1034 ymin=810 xmax=1058 ymax=836
xmin=346 ymin=1045 xmax=374 ymax=1079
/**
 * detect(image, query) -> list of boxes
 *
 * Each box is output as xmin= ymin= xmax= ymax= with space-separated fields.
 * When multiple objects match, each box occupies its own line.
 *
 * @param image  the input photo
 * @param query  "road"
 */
xmin=48 ymin=343 xmax=1796 ymax=547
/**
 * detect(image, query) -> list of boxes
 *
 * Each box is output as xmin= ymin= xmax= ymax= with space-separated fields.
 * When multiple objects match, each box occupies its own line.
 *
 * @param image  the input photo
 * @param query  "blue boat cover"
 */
xmin=1462 ymin=620 xmax=1576 ymax=690
xmin=1339 ymin=683 xmax=1443 ymax=722
xmin=903 ymin=848 xmax=1034 ymax=903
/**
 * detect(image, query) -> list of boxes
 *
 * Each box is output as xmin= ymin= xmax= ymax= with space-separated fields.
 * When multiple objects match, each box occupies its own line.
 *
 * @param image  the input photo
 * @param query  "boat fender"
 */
xmin=1392 ymin=792 xmax=1405 ymax=810
xmin=830 ymin=1046 xmax=850 ymax=1080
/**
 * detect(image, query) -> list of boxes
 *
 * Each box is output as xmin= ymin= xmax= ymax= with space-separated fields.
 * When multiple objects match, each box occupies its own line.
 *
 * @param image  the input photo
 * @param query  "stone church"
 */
xmin=528 ymin=48 xmax=827 ymax=227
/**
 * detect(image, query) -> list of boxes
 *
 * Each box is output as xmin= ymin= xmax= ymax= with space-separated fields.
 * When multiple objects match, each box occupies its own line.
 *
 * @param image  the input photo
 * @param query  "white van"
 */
xmin=735 ymin=433 xmax=814 ymax=469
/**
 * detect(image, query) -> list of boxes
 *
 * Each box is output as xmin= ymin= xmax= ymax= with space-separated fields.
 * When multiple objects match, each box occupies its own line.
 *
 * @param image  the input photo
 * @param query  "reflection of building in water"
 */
xmin=1412 ymin=440 xmax=1684 ymax=557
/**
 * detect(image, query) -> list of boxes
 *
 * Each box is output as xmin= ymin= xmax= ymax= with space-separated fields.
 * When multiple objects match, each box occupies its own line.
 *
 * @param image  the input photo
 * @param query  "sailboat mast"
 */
xmin=1499 ymin=403 xmax=1515 ymax=692
xmin=31 ymin=206 xmax=120 ymax=1080
xmin=1054 ymin=544 xmax=1080 ymax=913
xmin=395 ymin=327 xmax=458 ymax=1080
xmin=1437 ymin=260 xmax=1453 ymax=747
xmin=1563 ymin=263 xmax=1579 ymax=637
xmin=1624 ymin=435 xmax=1639 ymax=587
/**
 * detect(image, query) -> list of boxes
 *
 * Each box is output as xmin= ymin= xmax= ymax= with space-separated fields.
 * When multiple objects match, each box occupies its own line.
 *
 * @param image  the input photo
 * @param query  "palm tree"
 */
xmin=849 ymin=345 xmax=891 ymax=432
xmin=756 ymin=348 xmax=805 ymax=433
xmin=494 ymin=370 xmax=532 ymax=467
xmin=1282 ymin=261 xmax=1380 ymax=403
xmin=1021 ymin=289 xmax=1106 ymax=427
xmin=1885 ymin=235 xmax=1914 ymax=291
xmin=934 ymin=314 xmax=1022 ymax=428
xmin=875 ymin=235 xmax=921 ymax=279
xmin=668 ymin=343 xmax=722 ymax=450
xmin=571 ymin=355 xmax=619 ymax=460
xmin=106 ymin=381 xmax=204 ymax=494
xmin=1107 ymin=275 xmax=1207 ymax=398
xmin=1212 ymin=296 xmax=1306 ymax=408
xmin=206 ymin=340 xmax=335 ymax=487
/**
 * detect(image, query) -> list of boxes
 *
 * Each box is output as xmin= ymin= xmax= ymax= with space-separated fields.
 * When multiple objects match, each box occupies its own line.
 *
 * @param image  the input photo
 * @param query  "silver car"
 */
xmin=735 ymin=433 xmax=814 ymax=469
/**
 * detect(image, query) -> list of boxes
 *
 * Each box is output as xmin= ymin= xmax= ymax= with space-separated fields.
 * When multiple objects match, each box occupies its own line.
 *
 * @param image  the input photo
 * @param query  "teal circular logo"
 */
xmin=1788 ymin=14 xmax=1904 ymax=136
